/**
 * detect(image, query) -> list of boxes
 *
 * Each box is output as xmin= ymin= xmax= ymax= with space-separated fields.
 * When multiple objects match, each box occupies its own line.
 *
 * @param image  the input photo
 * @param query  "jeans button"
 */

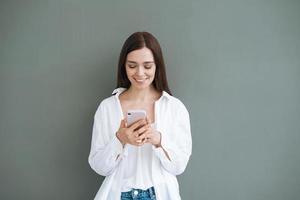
xmin=133 ymin=190 xmax=138 ymax=196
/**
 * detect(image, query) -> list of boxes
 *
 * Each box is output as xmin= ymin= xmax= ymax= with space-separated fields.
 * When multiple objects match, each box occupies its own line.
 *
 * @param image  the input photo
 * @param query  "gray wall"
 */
xmin=1 ymin=0 xmax=299 ymax=199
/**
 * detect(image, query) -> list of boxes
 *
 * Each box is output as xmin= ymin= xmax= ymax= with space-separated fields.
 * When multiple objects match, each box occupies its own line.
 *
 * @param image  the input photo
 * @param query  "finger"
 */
xmin=146 ymin=124 xmax=152 ymax=129
xmin=143 ymin=134 xmax=151 ymax=143
xmin=136 ymin=139 xmax=143 ymax=143
xmin=138 ymin=124 xmax=151 ymax=132
xmin=132 ymin=140 xmax=143 ymax=146
xmin=144 ymin=137 xmax=150 ymax=143
xmin=133 ymin=133 xmax=139 ymax=138
xmin=138 ymin=125 xmax=152 ymax=135
xmin=129 ymin=119 xmax=146 ymax=130
xmin=135 ymin=125 xmax=149 ymax=135
xmin=120 ymin=119 xmax=126 ymax=128
xmin=128 ymin=131 xmax=139 ymax=139
xmin=137 ymin=130 xmax=150 ymax=140
xmin=135 ymin=131 xmax=149 ymax=143
xmin=128 ymin=135 xmax=139 ymax=144
xmin=146 ymin=116 xmax=151 ymax=124
xmin=124 ymin=118 xmax=128 ymax=127
xmin=137 ymin=133 xmax=147 ymax=141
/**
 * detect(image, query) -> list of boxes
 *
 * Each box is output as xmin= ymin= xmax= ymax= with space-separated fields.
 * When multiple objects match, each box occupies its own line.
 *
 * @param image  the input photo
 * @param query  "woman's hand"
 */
xmin=116 ymin=119 xmax=148 ymax=146
xmin=137 ymin=117 xmax=162 ymax=148
xmin=134 ymin=117 xmax=171 ymax=160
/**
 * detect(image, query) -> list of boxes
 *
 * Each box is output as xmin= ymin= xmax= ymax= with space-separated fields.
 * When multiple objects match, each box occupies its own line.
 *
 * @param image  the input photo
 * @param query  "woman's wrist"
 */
xmin=116 ymin=131 xmax=125 ymax=146
xmin=154 ymin=131 xmax=162 ymax=148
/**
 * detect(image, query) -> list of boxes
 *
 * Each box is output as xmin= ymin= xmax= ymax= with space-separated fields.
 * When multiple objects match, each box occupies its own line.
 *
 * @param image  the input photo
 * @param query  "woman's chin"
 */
xmin=131 ymin=83 xmax=151 ymax=90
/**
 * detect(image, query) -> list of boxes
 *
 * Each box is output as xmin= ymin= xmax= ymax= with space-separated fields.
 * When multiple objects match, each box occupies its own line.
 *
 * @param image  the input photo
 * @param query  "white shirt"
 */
xmin=88 ymin=88 xmax=192 ymax=200
xmin=121 ymin=123 xmax=156 ymax=192
xmin=122 ymin=142 xmax=154 ymax=192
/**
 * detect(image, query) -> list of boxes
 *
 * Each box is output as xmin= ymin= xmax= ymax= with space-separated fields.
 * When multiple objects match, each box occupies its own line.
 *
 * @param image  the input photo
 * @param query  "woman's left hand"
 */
xmin=137 ymin=117 xmax=161 ymax=147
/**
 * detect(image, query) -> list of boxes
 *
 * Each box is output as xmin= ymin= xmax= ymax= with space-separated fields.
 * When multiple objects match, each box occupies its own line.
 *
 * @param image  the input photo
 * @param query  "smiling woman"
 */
xmin=125 ymin=48 xmax=156 ymax=90
xmin=117 ymin=32 xmax=171 ymax=95
xmin=88 ymin=32 xmax=192 ymax=200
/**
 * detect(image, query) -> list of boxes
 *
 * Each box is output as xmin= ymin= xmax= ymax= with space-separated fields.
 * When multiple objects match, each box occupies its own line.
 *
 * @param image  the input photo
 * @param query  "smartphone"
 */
xmin=126 ymin=109 xmax=146 ymax=127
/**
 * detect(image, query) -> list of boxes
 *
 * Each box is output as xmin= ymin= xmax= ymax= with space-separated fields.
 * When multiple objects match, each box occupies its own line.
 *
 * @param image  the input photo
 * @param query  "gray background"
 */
xmin=0 ymin=0 xmax=299 ymax=199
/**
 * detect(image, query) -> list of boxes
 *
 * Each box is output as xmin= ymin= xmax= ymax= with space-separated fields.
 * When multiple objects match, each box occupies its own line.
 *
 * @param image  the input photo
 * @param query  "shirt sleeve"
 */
xmin=153 ymin=102 xmax=192 ymax=175
xmin=88 ymin=102 xmax=124 ymax=176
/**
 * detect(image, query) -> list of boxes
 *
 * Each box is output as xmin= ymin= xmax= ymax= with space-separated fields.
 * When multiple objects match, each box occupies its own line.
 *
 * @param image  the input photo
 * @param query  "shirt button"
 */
xmin=133 ymin=190 xmax=138 ymax=196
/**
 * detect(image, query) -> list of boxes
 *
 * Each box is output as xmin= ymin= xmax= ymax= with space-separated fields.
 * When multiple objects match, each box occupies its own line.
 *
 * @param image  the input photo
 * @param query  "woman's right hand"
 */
xmin=116 ymin=119 xmax=148 ymax=146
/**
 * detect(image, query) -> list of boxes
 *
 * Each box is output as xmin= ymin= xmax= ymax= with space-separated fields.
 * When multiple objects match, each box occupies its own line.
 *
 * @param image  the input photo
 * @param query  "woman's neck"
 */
xmin=124 ymin=86 xmax=159 ymax=102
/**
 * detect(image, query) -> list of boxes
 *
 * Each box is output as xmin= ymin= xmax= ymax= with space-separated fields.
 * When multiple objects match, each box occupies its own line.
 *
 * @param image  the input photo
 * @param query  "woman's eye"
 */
xmin=144 ymin=64 xmax=152 ymax=69
xmin=128 ymin=65 xmax=136 ymax=68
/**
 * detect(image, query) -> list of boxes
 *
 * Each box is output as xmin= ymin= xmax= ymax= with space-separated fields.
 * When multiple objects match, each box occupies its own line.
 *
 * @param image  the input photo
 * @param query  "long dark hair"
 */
xmin=116 ymin=32 xmax=172 ymax=95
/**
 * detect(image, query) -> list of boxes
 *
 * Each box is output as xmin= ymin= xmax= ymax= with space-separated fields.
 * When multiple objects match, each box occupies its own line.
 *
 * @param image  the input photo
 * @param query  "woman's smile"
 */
xmin=134 ymin=77 xmax=148 ymax=83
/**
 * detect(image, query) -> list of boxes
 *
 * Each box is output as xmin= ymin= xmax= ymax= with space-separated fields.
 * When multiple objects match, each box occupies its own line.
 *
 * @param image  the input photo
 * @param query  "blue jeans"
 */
xmin=121 ymin=187 xmax=156 ymax=200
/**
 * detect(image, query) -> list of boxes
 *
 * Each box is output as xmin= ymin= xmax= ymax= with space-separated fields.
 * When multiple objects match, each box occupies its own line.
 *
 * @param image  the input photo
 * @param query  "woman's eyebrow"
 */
xmin=127 ymin=60 xmax=154 ymax=64
xmin=144 ymin=61 xmax=154 ymax=64
xmin=126 ymin=60 xmax=137 ymax=63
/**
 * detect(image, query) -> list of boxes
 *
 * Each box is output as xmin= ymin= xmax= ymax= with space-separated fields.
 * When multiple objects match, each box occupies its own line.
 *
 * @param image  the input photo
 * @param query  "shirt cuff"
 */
xmin=110 ymin=135 xmax=124 ymax=159
xmin=152 ymin=130 xmax=174 ymax=162
xmin=153 ymin=145 xmax=167 ymax=160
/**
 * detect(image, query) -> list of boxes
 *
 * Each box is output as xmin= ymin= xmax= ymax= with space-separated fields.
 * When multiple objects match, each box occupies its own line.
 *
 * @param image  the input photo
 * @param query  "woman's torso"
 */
xmin=118 ymin=89 xmax=161 ymax=192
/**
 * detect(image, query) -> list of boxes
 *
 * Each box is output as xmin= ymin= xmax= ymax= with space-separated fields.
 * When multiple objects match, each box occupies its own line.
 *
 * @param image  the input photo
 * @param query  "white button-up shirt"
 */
xmin=88 ymin=88 xmax=192 ymax=200
xmin=121 ymin=128 xmax=155 ymax=192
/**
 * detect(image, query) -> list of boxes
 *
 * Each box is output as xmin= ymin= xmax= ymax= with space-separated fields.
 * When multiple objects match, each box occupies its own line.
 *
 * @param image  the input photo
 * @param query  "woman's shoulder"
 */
xmin=165 ymin=93 xmax=185 ymax=106
xmin=162 ymin=93 xmax=189 ymax=113
xmin=97 ymin=95 xmax=115 ymax=109
xmin=93 ymin=95 xmax=116 ymax=115
xmin=93 ymin=96 xmax=117 ymax=119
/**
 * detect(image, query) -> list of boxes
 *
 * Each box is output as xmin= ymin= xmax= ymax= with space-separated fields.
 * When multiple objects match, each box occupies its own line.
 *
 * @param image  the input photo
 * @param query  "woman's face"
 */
xmin=125 ymin=47 xmax=156 ymax=90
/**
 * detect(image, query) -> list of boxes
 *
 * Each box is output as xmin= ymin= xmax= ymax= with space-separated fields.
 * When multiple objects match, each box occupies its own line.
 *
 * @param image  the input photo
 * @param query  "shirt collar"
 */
xmin=112 ymin=87 xmax=171 ymax=101
xmin=112 ymin=87 xmax=127 ymax=96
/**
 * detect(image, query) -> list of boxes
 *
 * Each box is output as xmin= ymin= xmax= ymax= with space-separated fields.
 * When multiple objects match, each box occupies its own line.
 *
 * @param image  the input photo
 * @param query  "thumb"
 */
xmin=120 ymin=119 xmax=126 ymax=128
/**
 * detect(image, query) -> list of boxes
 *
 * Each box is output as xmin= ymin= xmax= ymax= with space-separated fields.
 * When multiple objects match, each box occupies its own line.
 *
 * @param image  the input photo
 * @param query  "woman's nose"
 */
xmin=136 ymin=66 xmax=144 ymax=75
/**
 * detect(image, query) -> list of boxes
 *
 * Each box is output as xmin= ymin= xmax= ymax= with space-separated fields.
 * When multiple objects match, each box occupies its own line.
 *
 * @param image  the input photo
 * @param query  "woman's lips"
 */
xmin=134 ymin=77 xmax=147 ymax=83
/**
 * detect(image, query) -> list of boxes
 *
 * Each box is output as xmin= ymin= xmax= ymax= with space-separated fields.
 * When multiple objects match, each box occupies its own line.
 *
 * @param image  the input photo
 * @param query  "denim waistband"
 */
xmin=121 ymin=186 xmax=156 ymax=199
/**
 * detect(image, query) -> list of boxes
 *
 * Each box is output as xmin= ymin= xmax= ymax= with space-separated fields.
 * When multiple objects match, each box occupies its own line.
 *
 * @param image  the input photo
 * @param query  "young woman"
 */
xmin=88 ymin=32 xmax=192 ymax=200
